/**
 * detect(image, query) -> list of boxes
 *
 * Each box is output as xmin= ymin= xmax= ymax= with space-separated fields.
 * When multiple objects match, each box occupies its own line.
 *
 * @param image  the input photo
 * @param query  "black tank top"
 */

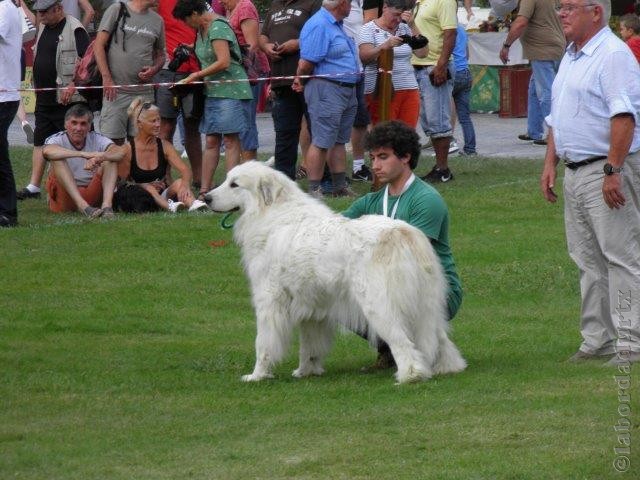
xmin=129 ymin=138 xmax=168 ymax=184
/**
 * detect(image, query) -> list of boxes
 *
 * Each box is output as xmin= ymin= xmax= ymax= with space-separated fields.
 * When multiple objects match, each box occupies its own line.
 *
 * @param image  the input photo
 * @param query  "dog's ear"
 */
xmin=258 ymin=176 xmax=283 ymax=207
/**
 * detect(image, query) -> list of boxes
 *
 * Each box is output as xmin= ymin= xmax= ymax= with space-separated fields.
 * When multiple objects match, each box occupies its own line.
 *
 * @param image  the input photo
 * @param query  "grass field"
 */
xmin=1 ymin=147 xmax=637 ymax=479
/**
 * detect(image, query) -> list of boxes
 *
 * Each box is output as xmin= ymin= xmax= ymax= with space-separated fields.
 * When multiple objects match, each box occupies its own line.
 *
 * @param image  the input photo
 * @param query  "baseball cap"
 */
xmin=32 ymin=0 xmax=60 ymax=12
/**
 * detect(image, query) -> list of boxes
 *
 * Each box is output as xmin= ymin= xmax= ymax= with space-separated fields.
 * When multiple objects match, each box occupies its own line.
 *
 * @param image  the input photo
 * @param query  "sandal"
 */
xmin=83 ymin=206 xmax=103 ymax=219
xmin=295 ymin=166 xmax=307 ymax=180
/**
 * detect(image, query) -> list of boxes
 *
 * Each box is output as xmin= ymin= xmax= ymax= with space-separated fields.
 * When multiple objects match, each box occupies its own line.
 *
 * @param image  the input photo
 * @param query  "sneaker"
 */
xmin=16 ymin=187 xmax=41 ymax=200
xmin=308 ymin=187 xmax=324 ymax=200
xmin=82 ymin=206 xmax=103 ymax=219
xmin=188 ymin=199 xmax=209 ymax=212
xmin=567 ymin=350 xmax=614 ymax=363
xmin=448 ymin=139 xmax=459 ymax=154
xmin=533 ymin=138 xmax=548 ymax=146
xmin=518 ymin=134 xmax=534 ymax=141
xmin=332 ymin=185 xmax=357 ymax=198
xmin=181 ymin=149 xmax=188 ymax=159
xmin=101 ymin=207 xmax=115 ymax=219
xmin=22 ymin=122 xmax=34 ymax=144
xmin=458 ymin=150 xmax=478 ymax=157
xmin=421 ymin=166 xmax=454 ymax=183
xmin=352 ymin=164 xmax=372 ymax=182
xmin=167 ymin=199 xmax=186 ymax=213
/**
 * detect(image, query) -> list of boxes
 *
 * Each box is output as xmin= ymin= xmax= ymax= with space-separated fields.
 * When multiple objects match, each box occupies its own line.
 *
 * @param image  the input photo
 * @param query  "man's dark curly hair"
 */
xmin=172 ymin=0 xmax=208 ymax=21
xmin=364 ymin=120 xmax=421 ymax=169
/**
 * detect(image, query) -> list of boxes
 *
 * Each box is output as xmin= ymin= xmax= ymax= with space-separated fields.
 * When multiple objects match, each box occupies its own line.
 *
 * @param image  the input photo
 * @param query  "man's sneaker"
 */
xmin=22 ymin=122 xmax=34 ymax=144
xmin=421 ymin=166 xmax=454 ymax=183
xmin=333 ymin=185 xmax=357 ymax=198
xmin=352 ymin=164 xmax=372 ymax=182
xmin=518 ymin=133 xmax=534 ymax=141
xmin=181 ymin=149 xmax=189 ymax=159
xmin=533 ymin=138 xmax=548 ymax=146
xmin=308 ymin=187 xmax=324 ymax=200
xmin=16 ymin=187 xmax=41 ymax=200
xmin=167 ymin=199 xmax=186 ymax=213
xmin=448 ymin=139 xmax=459 ymax=154
xmin=458 ymin=150 xmax=478 ymax=157
xmin=188 ymin=199 xmax=209 ymax=212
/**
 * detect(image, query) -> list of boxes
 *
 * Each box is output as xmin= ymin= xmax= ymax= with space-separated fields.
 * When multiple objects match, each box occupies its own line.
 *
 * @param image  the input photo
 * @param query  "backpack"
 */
xmin=73 ymin=1 xmax=129 ymax=111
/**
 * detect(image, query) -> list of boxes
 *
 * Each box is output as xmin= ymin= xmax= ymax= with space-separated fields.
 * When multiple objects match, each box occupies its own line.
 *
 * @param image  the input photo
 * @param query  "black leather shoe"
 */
xmin=0 ymin=214 xmax=17 ymax=227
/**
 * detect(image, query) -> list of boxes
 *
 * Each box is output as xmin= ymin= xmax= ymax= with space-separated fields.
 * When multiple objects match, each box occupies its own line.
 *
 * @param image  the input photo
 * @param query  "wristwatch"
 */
xmin=603 ymin=163 xmax=623 ymax=175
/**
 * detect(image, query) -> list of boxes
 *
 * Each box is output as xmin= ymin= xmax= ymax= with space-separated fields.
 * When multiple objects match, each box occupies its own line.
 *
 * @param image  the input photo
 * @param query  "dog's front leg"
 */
xmin=241 ymin=310 xmax=290 ymax=382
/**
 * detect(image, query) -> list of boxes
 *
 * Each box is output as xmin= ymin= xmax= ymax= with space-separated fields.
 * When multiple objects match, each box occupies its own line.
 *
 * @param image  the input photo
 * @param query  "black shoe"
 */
xmin=16 ymin=187 xmax=41 ymax=200
xmin=533 ymin=138 xmax=548 ymax=145
xmin=0 ymin=214 xmax=17 ymax=227
xmin=421 ymin=166 xmax=454 ymax=183
xmin=352 ymin=164 xmax=373 ymax=182
xmin=518 ymin=134 xmax=534 ymax=141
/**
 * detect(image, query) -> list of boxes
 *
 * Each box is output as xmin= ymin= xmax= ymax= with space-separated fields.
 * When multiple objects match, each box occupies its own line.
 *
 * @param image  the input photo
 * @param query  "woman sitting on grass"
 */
xmin=117 ymin=99 xmax=209 ymax=213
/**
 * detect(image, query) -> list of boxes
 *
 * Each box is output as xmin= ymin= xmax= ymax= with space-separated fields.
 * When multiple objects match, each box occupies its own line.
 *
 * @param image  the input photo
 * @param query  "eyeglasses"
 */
xmin=137 ymin=102 xmax=154 ymax=120
xmin=554 ymin=3 xmax=597 ymax=14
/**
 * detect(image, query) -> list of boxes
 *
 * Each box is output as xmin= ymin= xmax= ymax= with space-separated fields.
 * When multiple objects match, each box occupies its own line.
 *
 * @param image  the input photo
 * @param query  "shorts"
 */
xmin=365 ymin=89 xmax=420 ymax=128
xmin=415 ymin=65 xmax=454 ymax=139
xmin=34 ymin=102 xmax=90 ymax=146
xmin=155 ymin=69 xmax=203 ymax=120
xmin=47 ymin=170 xmax=103 ymax=213
xmin=199 ymin=97 xmax=250 ymax=135
xmin=304 ymin=78 xmax=357 ymax=149
xmin=99 ymin=87 xmax=154 ymax=140
xmin=353 ymin=79 xmax=370 ymax=128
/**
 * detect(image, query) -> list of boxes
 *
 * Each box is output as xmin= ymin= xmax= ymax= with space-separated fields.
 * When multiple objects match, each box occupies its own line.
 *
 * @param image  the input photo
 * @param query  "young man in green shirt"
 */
xmin=343 ymin=120 xmax=462 ymax=368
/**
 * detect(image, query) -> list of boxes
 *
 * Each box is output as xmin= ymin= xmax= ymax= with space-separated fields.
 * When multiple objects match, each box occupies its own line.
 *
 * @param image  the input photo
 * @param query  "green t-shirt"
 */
xmin=343 ymin=177 xmax=462 ymax=318
xmin=195 ymin=18 xmax=253 ymax=100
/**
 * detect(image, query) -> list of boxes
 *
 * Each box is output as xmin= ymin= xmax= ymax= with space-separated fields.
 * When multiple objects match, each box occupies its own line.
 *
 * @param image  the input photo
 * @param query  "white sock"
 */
xmin=26 ymin=184 xmax=40 ymax=193
xmin=352 ymin=158 xmax=364 ymax=172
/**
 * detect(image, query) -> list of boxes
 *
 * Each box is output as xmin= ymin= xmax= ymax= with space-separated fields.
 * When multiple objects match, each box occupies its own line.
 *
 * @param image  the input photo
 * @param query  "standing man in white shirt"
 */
xmin=0 ymin=0 xmax=23 ymax=227
xmin=540 ymin=0 xmax=640 ymax=365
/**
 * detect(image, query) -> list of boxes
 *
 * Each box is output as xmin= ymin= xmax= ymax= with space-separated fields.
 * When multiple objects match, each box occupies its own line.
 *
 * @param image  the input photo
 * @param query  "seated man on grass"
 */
xmin=343 ymin=120 xmax=463 ymax=368
xmin=43 ymin=103 xmax=124 ymax=219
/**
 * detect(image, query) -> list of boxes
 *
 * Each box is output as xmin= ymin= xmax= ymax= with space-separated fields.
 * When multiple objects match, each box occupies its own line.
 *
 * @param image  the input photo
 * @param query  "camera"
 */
xmin=168 ymin=44 xmax=193 ymax=72
xmin=398 ymin=34 xmax=428 ymax=50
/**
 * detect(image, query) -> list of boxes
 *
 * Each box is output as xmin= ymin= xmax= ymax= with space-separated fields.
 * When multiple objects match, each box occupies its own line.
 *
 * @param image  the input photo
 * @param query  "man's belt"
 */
xmin=564 ymin=155 xmax=607 ymax=170
xmin=317 ymin=77 xmax=356 ymax=88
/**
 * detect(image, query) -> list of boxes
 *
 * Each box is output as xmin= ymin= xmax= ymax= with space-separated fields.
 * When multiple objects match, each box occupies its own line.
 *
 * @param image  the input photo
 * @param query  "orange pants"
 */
xmin=365 ymin=89 xmax=420 ymax=128
xmin=46 ymin=170 xmax=103 ymax=213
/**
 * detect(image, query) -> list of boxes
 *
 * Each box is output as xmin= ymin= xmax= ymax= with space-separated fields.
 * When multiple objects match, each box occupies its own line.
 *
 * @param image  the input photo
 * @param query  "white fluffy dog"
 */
xmin=205 ymin=161 xmax=466 ymax=383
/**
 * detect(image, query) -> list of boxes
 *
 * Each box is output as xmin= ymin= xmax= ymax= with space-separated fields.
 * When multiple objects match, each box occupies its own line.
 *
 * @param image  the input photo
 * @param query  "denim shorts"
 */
xmin=200 ymin=97 xmax=250 ymax=135
xmin=415 ymin=65 xmax=454 ymax=138
xmin=304 ymin=78 xmax=357 ymax=149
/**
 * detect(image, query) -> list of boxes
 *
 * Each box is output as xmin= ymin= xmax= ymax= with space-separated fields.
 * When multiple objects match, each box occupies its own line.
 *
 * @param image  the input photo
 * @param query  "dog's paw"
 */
xmin=292 ymin=365 xmax=325 ymax=378
xmin=241 ymin=372 xmax=274 ymax=382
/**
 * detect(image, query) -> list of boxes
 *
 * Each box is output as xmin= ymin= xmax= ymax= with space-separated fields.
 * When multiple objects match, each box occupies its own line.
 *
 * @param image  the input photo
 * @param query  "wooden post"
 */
xmin=371 ymin=48 xmax=393 ymax=191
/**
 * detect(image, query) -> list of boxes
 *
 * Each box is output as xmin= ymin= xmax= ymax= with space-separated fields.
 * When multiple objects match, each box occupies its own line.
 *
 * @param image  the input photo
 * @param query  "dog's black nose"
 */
xmin=204 ymin=194 xmax=212 ymax=203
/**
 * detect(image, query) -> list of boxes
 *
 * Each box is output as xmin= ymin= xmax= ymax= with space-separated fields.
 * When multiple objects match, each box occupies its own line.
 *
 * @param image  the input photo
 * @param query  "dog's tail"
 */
xmin=433 ymin=327 xmax=467 ymax=375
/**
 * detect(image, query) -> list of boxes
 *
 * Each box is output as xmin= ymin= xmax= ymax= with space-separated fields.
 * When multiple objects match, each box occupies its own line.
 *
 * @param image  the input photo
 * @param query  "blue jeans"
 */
xmin=452 ymin=67 xmax=476 ymax=154
xmin=240 ymin=80 xmax=264 ymax=152
xmin=415 ymin=64 xmax=454 ymax=139
xmin=0 ymin=101 xmax=19 ymax=223
xmin=271 ymin=87 xmax=306 ymax=180
xmin=527 ymin=60 xmax=560 ymax=140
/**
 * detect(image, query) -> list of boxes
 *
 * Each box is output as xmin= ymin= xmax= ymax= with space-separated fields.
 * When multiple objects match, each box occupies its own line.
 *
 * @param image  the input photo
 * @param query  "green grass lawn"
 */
xmin=1 ymin=147 xmax=637 ymax=479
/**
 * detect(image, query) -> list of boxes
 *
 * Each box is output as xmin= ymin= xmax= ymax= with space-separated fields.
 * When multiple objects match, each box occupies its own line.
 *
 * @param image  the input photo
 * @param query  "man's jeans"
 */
xmin=452 ymin=67 xmax=476 ymax=154
xmin=271 ymin=87 xmax=306 ymax=180
xmin=527 ymin=60 xmax=560 ymax=141
xmin=0 ymin=101 xmax=19 ymax=223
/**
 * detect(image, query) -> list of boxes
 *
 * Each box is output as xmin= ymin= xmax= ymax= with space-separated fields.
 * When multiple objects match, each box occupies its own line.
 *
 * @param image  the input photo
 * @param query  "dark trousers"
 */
xmin=271 ymin=87 xmax=306 ymax=180
xmin=0 ymin=101 xmax=19 ymax=223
